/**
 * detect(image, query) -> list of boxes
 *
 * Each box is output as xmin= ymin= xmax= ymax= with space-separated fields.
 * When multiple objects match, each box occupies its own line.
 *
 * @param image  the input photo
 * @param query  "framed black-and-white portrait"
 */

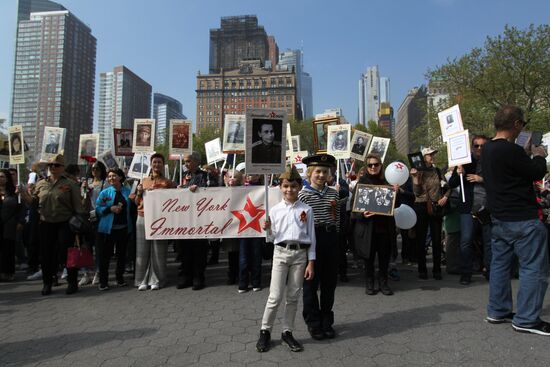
xmin=78 ymin=133 xmax=99 ymax=163
xmin=327 ymin=124 xmax=351 ymax=160
xmin=42 ymin=126 xmax=65 ymax=161
xmin=291 ymin=136 xmax=301 ymax=153
xmin=128 ymin=152 xmax=153 ymax=179
xmin=313 ymin=117 xmax=339 ymax=153
xmin=245 ymin=109 xmax=287 ymax=175
xmin=407 ymin=151 xmax=427 ymax=171
xmin=205 ymin=138 xmax=226 ymax=165
xmin=133 ymin=119 xmax=155 ymax=153
xmin=99 ymin=150 xmax=119 ymax=170
xmin=8 ymin=125 xmax=25 ymax=165
xmin=438 ymin=104 xmax=464 ymax=142
xmin=350 ymin=130 xmax=373 ymax=161
xmin=223 ymin=114 xmax=246 ymax=153
xmin=352 ymin=184 xmax=396 ymax=216
xmin=367 ymin=136 xmax=390 ymax=162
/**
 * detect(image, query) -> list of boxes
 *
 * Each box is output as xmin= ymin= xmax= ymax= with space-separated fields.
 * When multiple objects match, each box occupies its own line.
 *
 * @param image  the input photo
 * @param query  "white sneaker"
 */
xmin=61 ymin=268 xmax=68 ymax=280
xmin=27 ymin=270 xmax=42 ymax=281
xmin=91 ymin=273 xmax=99 ymax=285
xmin=151 ymin=284 xmax=160 ymax=291
xmin=138 ymin=284 xmax=148 ymax=291
xmin=78 ymin=273 xmax=91 ymax=286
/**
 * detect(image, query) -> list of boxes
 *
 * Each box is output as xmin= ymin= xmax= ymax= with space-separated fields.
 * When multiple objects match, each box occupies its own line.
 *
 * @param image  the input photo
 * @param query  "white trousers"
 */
xmin=135 ymin=216 xmax=168 ymax=287
xmin=261 ymin=245 xmax=308 ymax=332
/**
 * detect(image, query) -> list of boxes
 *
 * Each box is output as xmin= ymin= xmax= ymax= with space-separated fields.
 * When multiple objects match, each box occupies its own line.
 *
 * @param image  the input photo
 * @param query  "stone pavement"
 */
xmin=1 ymin=256 xmax=549 ymax=367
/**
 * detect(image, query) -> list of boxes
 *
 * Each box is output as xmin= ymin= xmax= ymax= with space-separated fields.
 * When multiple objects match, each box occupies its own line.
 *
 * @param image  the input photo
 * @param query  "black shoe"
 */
xmin=98 ymin=284 xmax=110 ymax=291
xmin=486 ymin=312 xmax=515 ymax=324
xmin=459 ymin=274 xmax=471 ymax=285
xmin=323 ymin=326 xmax=336 ymax=339
xmin=433 ymin=272 xmax=442 ymax=280
xmin=339 ymin=274 xmax=349 ymax=283
xmin=192 ymin=282 xmax=205 ymax=291
xmin=365 ymin=277 xmax=377 ymax=295
xmin=66 ymin=283 xmax=78 ymax=295
xmin=418 ymin=272 xmax=428 ymax=280
xmin=41 ymin=284 xmax=52 ymax=296
xmin=308 ymin=326 xmax=325 ymax=340
xmin=512 ymin=321 xmax=550 ymax=336
xmin=256 ymin=330 xmax=271 ymax=352
xmin=281 ymin=331 xmax=303 ymax=352
xmin=379 ymin=278 xmax=394 ymax=296
xmin=52 ymin=275 xmax=60 ymax=287
xmin=177 ymin=280 xmax=193 ymax=289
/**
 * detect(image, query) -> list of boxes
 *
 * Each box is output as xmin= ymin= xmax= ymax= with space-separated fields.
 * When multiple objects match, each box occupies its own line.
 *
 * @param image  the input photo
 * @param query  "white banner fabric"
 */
xmin=144 ymin=186 xmax=282 ymax=240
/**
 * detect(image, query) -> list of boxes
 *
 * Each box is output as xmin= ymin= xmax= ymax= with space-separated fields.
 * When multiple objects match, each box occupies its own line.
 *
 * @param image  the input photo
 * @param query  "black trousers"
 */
xmin=39 ymin=221 xmax=77 ymax=286
xmin=178 ymin=239 xmax=208 ymax=284
xmin=303 ymin=227 xmax=338 ymax=330
xmin=364 ymin=233 xmax=391 ymax=279
xmin=414 ymin=204 xmax=443 ymax=274
xmin=97 ymin=228 xmax=128 ymax=286
xmin=0 ymin=238 xmax=15 ymax=275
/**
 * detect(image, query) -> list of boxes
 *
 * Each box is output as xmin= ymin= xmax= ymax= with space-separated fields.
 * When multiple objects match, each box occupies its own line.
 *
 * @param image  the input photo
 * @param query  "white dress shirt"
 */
xmin=268 ymin=199 xmax=316 ymax=260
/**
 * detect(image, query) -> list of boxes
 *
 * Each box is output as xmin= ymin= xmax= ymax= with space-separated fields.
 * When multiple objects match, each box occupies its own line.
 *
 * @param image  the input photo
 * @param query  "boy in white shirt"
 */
xmin=256 ymin=166 xmax=316 ymax=352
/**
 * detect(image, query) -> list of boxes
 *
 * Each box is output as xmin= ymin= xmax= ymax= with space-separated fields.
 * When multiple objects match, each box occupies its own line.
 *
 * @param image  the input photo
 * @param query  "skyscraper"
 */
xmin=98 ymin=66 xmax=152 ymax=153
xmin=153 ymin=93 xmax=186 ymax=145
xmin=359 ymin=66 xmax=387 ymax=126
xmin=209 ymin=15 xmax=270 ymax=73
xmin=278 ymin=49 xmax=313 ymax=119
xmin=10 ymin=0 xmax=96 ymax=162
xmin=267 ymin=35 xmax=279 ymax=70
xmin=395 ymin=86 xmax=427 ymax=156
xmin=301 ymin=72 xmax=313 ymax=119
xmin=380 ymin=77 xmax=390 ymax=104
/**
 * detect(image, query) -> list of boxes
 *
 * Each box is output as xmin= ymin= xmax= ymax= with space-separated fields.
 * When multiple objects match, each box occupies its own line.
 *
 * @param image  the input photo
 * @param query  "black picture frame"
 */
xmin=352 ymin=184 xmax=396 ymax=216
xmin=407 ymin=152 xmax=427 ymax=171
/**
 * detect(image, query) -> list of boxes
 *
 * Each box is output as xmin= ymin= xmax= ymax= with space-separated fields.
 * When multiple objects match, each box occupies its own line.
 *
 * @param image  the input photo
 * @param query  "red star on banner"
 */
xmin=231 ymin=195 xmax=266 ymax=234
xmin=394 ymin=162 xmax=405 ymax=170
xmin=294 ymin=155 xmax=302 ymax=163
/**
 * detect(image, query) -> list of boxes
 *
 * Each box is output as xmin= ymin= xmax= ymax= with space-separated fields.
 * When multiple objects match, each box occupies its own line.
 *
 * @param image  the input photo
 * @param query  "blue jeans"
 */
xmin=238 ymin=238 xmax=263 ymax=289
xmin=459 ymin=214 xmax=475 ymax=275
xmin=487 ymin=218 xmax=549 ymax=327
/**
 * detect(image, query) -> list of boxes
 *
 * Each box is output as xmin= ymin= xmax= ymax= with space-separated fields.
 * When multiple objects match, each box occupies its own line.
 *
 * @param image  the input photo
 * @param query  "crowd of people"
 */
xmin=1 ymin=105 xmax=549 ymax=349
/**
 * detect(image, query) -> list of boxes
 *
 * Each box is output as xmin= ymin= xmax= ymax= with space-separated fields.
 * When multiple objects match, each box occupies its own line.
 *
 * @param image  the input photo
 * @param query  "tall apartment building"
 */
xmin=10 ymin=0 xmax=96 ymax=162
xmin=277 ymin=49 xmax=314 ymax=119
xmin=196 ymin=60 xmax=297 ymax=131
xmin=153 ymin=93 xmax=186 ymax=145
xmin=358 ymin=65 xmax=380 ymax=125
xmin=209 ymin=15 xmax=270 ymax=73
xmin=98 ymin=66 xmax=152 ymax=153
xmin=380 ymin=77 xmax=390 ymax=104
xmin=395 ymin=86 xmax=427 ymax=156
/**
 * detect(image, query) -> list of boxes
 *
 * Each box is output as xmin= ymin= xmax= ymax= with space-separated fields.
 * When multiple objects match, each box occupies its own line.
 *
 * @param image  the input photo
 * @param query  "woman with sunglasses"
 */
xmin=24 ymin=154 xmax=84 ymax=295
xmin=351 ymin=154 xmax=399 ymax=295
xmin=95 ymin=168 xmax=133 ymax=290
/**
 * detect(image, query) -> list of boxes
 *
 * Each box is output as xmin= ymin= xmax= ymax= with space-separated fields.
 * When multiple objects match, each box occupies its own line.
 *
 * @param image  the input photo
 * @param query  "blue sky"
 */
xmin=0 ymin=0 xmax=549 ymax=130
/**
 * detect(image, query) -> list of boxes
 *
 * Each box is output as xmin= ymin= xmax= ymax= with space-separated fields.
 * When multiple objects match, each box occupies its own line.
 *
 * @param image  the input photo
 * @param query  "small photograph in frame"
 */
xmin=245 ymin=108 xmax=287 ymax=175
xmin=8 ymin=125 xmax=25 ymax=165
xmin=407 ymin=152 xmax=427 ymax=171
xmin=133 ymin=119 xmax=155 ymax=153
xmin=113 ymin=128 xmax=133 ymax=156
xmin=169 ymin=119 xmax=192 ymax=156
xmin=352 ymin=184 xmax=396 ymax=216
xmin=313 ymin=117 xmax=339 ymax=153
xmin=438 ymin=104 xmax=464 ymax=142
xmin=99 ymin=150 xmax=119 ymax=170
xmin=367 ymin=136 xmax=390 ymax=162
xmin=350 ymin=130 xmax=373 ymax=161
xmin=128 ymin=153 xmax=153 ymax=180
xmin=223 ymin=114 xmax=246 ymax=153
xmin=291 ymin=136 xmax=301 ymax=153
xmin=78 ymin=133 xmax=99 ymax=163
xmin=327 ymin=124 xmax=351 ymax=160
xmin=447 ymin=129 xmax=472 ymax=167
xmin=205 ymin=138 xmax=226 ymax=165
xmin=42 ymin=126 xmax=65 ymax=162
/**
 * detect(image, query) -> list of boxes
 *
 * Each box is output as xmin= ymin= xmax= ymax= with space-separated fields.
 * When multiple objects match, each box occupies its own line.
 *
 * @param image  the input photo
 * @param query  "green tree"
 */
xmin=427 ymin=24 xmax=550 ymax=134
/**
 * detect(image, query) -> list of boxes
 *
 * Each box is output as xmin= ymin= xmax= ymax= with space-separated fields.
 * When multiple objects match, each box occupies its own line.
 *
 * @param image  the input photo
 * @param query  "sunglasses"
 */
xmin=367 ymin=163 xmax=381 ymax=168
xmin=473 ymin=144 xmax=484 ymax=149
xmin=48 ymin=163 xmax=63 ymax=168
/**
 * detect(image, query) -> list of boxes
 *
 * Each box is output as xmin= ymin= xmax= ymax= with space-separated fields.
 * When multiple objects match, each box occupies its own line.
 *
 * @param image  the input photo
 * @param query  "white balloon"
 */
xmin=394 ymin=204 xmax=417 ymax=229
xmin=384 ymin=161 xmax=410 ymax=186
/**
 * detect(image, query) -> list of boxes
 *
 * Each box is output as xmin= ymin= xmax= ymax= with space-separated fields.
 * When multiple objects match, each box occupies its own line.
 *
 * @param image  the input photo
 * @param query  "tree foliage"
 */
xmin=426 ymin=24 xmax=550 ymax=135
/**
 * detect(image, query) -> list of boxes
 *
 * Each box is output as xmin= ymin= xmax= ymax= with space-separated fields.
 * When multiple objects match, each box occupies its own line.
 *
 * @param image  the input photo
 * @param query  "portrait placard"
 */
xmin=169 ymin=119 xmax=192 ymax=156
xmin=133 ymin=119 xmax=155 ymax=153
xmin=205 ymin=138 xmax=226 ymax=165
xmin=350 ymin=130 xmax=373 ymax=161
xmin=407 ymin=152 xmax=427 ymax=171
xmin=98 ymin=150 xmax=119 ymax=169
xmin=438 ymin=104 xmax=464 ymax=142
xmin=447 ymin=129 xmax=472 ymax=167
xmin=293 ymin=163 xmax=307 ymax=179
xmin=313 ymin=117 xmax=339 ymax=153
xmin=367 ymin=137 xmax=390 ymax=162
xmin=41 ymin=126 xmax=65 ymax=161
xmin=327 ymin=124 xmax=351 ymax=160
xmin=8 ymin=125 xmax=25 ymax=165
xmin=291 ymin=136 xmax=301 ymax=153
xmin=245 ymin=109 xmax=287 ymax=175
xmin=352 ymin=184 xmax=396 ymax=216
xmin=78 ymin=133 xmax=99 ymax=163
xmin=0 ymin=135 xmax=8 ymax=162
xmin=128 ymin=153 xmax=153 ymax=179
xmin=113 ymin=128 xmax=133 ymax=156
xmin=223 ymin=114 xmax=245 ymax=153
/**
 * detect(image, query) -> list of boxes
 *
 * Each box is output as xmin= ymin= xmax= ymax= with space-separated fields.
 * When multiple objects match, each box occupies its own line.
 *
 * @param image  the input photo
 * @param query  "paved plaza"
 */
xmin=1 ymin=255 xmax=549 ymax=367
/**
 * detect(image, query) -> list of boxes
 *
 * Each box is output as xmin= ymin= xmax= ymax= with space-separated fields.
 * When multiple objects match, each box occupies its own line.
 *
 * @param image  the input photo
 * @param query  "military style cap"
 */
xmin=421 ymin=147 xmax=438 ymax=156
xmin=47 ymin=154 xmax=65 ymax=166
xmin=302 ymin=154 xmax=336 ymax=167
xmin=279 ymin=165 xmax=302 ymax=181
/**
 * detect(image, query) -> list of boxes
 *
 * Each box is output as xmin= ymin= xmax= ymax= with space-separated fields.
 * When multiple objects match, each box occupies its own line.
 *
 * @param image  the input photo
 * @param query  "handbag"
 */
xmin=66 ymin=236 xmax=94 ymax=269
xmin=426 ymin=168 xmax=450 ymax=217
xmin=69 ymin=213 xmax=92 ymax=234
